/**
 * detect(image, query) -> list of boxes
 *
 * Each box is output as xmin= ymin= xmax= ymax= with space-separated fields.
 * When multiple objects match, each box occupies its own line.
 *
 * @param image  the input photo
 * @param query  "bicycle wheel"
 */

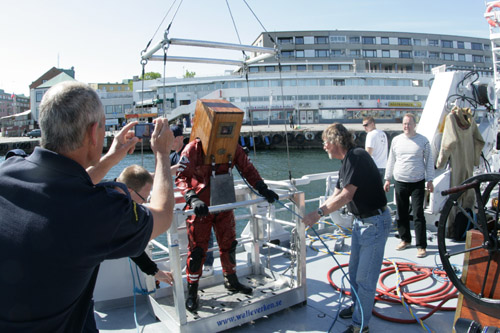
xmin=437 ymin=172 xmax=500 ymax=308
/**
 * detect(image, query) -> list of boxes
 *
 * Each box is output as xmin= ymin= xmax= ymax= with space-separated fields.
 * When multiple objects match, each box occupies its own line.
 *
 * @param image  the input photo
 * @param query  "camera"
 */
xmin=135 ymin=123 xmax=154 ymax=138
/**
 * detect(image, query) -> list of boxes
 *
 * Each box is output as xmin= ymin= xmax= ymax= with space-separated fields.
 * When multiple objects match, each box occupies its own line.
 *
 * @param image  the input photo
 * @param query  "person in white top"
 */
xmin=384 ymin=113 xmax=434 ymax=258
xmin=363 ymin=116 xmax=388 ymax=180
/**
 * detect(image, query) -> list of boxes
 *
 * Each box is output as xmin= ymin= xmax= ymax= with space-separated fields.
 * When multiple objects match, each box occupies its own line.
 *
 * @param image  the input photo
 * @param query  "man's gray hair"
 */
xmin=322 ymin=123 xmax=355 ymax=150
xmin=39 ymin=81 xmax=103 ymax=153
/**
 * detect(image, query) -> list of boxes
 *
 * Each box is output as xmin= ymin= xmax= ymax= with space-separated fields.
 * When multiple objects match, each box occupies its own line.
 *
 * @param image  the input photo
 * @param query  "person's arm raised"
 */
xmin=87 ymin=122 xmax=139 ymax=184
xmin=148 ymin=118 xmax=175 ymax=239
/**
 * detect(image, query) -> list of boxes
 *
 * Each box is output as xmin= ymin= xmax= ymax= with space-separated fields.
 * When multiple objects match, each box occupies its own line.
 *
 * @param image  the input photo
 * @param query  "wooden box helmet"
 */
xmin=190 ymin=99 xmax=244 ymax=165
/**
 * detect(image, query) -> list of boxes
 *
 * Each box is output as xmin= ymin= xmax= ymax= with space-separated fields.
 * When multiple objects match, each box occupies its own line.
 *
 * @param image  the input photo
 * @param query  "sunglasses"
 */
xmin=133 ymin=189 xmax=149 ymax=203
xmin=362 ymin=123 xmax=370 ymax=127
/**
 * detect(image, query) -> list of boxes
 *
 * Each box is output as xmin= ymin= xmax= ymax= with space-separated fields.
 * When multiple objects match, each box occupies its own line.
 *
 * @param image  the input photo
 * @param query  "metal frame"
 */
xmin=141 ymin=37 xmax=277 ymax=67
xmin=147 ymin=190 xmax=306 ymax=332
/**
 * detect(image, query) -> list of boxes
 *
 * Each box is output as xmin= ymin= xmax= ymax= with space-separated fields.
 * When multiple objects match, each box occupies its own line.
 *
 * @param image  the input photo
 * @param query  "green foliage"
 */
xmin=142 ymin=72 xmax=162 ymax=80
xmin=183 ymin=70 xmax=196 ymax=78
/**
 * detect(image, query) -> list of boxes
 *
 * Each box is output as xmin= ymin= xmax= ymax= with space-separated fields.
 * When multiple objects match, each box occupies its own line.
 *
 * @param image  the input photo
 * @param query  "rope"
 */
xmin=327 ymin=260 xmax=458 ymax=329
xmin=128 ymin=258 xmax=156 ymax=332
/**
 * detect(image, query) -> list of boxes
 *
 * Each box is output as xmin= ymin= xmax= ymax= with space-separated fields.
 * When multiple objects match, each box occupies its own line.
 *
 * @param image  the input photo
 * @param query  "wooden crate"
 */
xmin=190 ymin=99 xmax=244 ymax=165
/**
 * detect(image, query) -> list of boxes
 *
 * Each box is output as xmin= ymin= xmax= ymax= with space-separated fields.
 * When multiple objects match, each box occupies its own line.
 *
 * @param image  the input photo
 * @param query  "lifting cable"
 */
xmin=225 ymin=0 xmax=257 ymax=156
xmin=240 ymin=0 xmax=294 ymax=181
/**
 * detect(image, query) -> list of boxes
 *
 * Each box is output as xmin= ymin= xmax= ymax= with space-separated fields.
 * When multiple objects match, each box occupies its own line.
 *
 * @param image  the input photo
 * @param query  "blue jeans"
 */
xmin=349 ymin=209 xmax=391 ymax=328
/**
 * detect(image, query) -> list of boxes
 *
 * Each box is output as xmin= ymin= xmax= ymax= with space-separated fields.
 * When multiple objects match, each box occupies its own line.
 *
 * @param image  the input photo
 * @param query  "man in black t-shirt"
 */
xmin=303 ymin=123 xmax=391 ymax=333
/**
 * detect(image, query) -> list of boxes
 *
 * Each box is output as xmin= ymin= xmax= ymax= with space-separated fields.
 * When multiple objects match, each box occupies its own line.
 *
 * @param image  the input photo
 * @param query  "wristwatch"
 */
xmin=317 ymin=207 xmax=325 ymax=217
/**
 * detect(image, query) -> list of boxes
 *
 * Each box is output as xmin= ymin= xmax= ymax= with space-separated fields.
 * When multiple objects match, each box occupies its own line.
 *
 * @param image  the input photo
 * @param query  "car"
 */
xmin=27 ymin=129 xmax=41 ymax=138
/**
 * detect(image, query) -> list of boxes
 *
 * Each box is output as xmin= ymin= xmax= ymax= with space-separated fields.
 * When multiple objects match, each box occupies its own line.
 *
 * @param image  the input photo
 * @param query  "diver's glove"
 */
xmin=255 ymin=181 xmax=279 ymax=203
xmin=185 ymin=190 xmax=209 ymax=217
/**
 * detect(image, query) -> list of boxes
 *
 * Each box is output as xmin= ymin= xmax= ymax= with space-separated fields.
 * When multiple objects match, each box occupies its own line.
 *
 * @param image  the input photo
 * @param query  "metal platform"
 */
xmin=149 ymin=270 xmax=306 ymax=332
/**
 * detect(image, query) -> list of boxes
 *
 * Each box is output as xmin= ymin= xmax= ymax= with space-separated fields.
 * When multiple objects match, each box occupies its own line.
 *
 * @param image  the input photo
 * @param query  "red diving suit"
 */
xmin=176 ymin=139 xmax=264 ymax=284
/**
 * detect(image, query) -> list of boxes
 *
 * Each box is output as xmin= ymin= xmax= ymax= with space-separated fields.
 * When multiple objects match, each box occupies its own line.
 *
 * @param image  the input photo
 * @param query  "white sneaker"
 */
xmin=201 ymin=266 xmax=214 ymax=277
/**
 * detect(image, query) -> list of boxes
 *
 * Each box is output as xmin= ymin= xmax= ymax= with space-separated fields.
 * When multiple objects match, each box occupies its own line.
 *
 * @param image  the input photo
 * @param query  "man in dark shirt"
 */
xmin=303 ymin=123 xmax=391 ymax=333
xmin=0 ymin=81 xmax=175 ymax=332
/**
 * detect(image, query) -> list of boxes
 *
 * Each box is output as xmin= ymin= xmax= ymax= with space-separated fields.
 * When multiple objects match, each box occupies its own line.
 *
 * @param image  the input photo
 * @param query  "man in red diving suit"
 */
xmin=176 ymin=139 xmax=278 ymax=312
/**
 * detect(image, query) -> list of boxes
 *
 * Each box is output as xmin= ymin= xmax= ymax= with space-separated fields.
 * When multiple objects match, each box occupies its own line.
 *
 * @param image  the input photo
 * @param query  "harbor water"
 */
xmin=106 ymin=148 xmax=340 ymax=238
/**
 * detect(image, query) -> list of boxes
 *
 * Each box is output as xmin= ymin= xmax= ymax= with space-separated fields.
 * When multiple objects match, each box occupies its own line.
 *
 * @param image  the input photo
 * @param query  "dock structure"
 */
xmin=0 ymin=123 xmax=405 ymax=156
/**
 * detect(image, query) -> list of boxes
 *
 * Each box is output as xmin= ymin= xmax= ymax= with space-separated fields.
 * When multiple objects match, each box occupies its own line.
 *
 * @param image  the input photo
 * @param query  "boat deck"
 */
xmin=96 ymin=223 xmax=462 ymax=333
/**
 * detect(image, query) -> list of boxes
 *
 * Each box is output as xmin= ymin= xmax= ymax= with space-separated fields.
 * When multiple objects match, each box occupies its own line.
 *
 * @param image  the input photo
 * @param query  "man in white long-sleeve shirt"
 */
xmin=384 ymin=113 xmax=434 ymax=258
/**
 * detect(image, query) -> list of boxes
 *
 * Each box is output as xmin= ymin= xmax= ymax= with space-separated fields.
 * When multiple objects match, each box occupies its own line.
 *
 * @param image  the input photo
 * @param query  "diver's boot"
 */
xmin=224 ymin=273 xmax=252 ymax=294
xmin=185 ymin=282 xmax=199 ymax=312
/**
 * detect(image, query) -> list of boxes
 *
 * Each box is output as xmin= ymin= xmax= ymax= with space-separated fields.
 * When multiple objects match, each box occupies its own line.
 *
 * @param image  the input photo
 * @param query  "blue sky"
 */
xmin=0 ymin=0 xmax=492 ymax=96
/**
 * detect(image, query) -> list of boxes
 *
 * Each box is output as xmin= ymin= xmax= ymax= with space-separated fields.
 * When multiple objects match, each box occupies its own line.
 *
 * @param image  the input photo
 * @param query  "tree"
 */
xmin=142 ymin=72 xmax=162 ymax=80
xmin=183 ymin=69 xmax=196 ymax=78
xmin=128 ymin=72 xmax=162 ymax=90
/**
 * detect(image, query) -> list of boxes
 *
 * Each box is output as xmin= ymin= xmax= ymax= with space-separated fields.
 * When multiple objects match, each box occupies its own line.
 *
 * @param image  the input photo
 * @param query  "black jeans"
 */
xmin=394 ymin=179 xmax=427 ymax=249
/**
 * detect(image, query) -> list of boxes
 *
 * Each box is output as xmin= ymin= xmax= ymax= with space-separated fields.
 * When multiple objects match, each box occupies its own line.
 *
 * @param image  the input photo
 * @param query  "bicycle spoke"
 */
xmin=479 ymin=254 xmax=493 ymax=298
xmin=444 ymin=244 xmax=485 ymax=258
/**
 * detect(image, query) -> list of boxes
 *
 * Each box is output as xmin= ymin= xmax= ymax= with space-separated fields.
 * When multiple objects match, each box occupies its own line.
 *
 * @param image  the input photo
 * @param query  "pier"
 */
xmin=0 ymin=123 xmax=405 ymax=156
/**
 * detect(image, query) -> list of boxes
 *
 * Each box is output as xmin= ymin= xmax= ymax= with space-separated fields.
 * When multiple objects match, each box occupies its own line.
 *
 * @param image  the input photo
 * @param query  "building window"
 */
xmin=328 ymin=64 xmax=339 ymax=70
xmin=442 ymin=53 xmax=454 ymax=61
xmin=484 ymin=44 xmax=490 ymax=50
xmin=315 ymin=36 xmax=328 ymax=44
xmin=362 ymin=36 xmax=376 ymax=44
xmin=428 ymin=39 xmax=439 ymax=47
xmin=295 ymin=36 xmax=304 ymax=44
xmin=315 ymin=49 xmax=329 ymax=57
xmin=278 ymin=37 xmax=293 ymax=44
xmin=296 ymin=65 xmax=307 ymax=71
xmin=381 ymin=37 xmax=389 ymax=45
xmin=363 ymin=50 xmax=377 ymax=57
xmin=471 ymin=42 xmax=483 ymax=50
xmin=249 ymin=67 xmax=259 ymax=73
xmin=333 ymin=79 xmax=345 ymax=86
xmin=312 ymin=64 xmax=323 ymax=71
xmin=413 ymin=50 xmax=427 ymax=58
xmin=457 ymin=41 xmax=465 ymax=49
xmin=265 ymin=66 xmax=275 ymax=72
xmin=296 ymin=50 xmax=305 ymax=58
xmin=442 ymin=40 xmax=453 ymax=48
xmin=36 ymin=91 xmax=44 ymax=102
xmin=399 ymin=51 xmax=411 ymax=58
xmin=281 ymin=50 xmax=294 ymax=58
xmin=382 ymin=50 xmax=390 ymax=57
xmin=472 ymin=55 xmax=484 ymax=62
xmin=109 ymin=87 xmax=114 ymax=91
xmin=413 ymin=38 xmax=422 ymax=46
xmin=280 ymin=65 xmax=291 ymax=71
xmin=330 ymin=36 xmax=346 ymax=43
xmin=398 ymin=38 xmax=411 ymax=45
xmin=349 ymin=36 xmax=360 ymax=44
xmin=331 ymin=49 xmax=344 ymax=57
xmin=458 ymin=54 xmax=466 ymax=61
xmin=105 ymin=105 xmax=113 ymax=114
xmin=429 ymin=52 xmax=440 ymax=59
xmin=350 ymin=49 xmax=361 ymax=57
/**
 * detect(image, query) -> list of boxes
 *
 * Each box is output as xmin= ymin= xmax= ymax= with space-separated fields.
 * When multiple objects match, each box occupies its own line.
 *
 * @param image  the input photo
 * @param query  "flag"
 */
xmin=11 ymin=93 xmax=15 ymax=100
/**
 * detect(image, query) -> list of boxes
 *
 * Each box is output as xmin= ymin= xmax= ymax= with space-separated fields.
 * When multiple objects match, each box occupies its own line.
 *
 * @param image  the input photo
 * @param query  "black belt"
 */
xmin=356 ymin=206 xmax=386 ymax=219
